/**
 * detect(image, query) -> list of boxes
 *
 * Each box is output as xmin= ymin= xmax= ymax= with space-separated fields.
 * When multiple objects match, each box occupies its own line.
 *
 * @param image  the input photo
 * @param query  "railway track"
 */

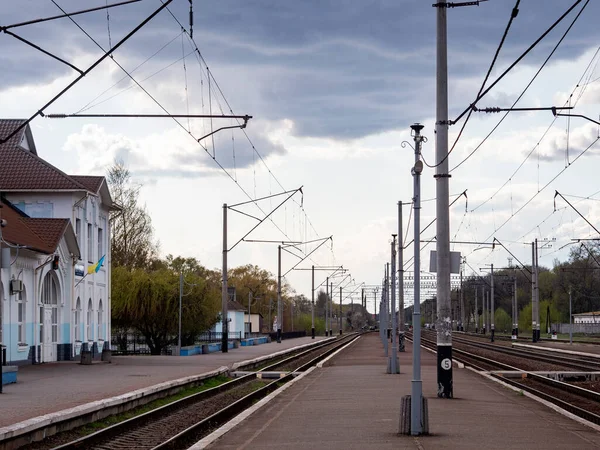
xmin=35 ymin=334 xmax=359 ymax=450
xmin=406 ymin=332 xmax=600 ymax=426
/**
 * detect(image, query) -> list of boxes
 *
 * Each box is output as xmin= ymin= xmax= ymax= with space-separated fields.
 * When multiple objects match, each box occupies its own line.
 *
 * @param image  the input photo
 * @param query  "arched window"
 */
xmin=41 ymin=272 xmax=58 ymax=343
xmin=97 ymin=300 xmax=103 ymax=340
xmin=87 ymin=298 xmax=93 ymax=341
xmin=17 ymin=284 xmax=27 ymax=344
xmin=74 ymin=297 xmax=81 ymax=342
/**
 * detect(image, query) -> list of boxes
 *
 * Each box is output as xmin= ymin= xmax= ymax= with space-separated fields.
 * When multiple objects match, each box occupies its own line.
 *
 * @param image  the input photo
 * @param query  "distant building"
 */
xmin=0 ymin=119 xmax=118 ymax=364
xmin=213 ymin=300 xmax=247 ymax=336
xmin=573 ymin=312 xmax=600 ymax=324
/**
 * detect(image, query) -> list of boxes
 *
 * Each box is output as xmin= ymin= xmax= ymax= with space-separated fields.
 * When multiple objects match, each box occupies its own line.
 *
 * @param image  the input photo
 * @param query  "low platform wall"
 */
xmin=240 ymin=336 xmax=269 ymax=346
xmin=2 ymin=366 xmax=17 ymax=385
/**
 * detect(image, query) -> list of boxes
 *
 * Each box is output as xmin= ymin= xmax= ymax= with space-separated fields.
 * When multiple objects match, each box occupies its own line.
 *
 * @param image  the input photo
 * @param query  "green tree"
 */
xmin=494 ymin=308 xmax=511 ymax=334
xmin=107 ymin=159 xmax=157 ymax=269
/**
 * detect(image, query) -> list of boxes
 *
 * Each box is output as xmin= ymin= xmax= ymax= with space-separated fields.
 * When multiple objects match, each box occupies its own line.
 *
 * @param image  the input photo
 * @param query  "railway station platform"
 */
xmin=0 ymin=336 xmax=329 ymax=428
xmin=203 ymin=333 xmax=600 ymax=450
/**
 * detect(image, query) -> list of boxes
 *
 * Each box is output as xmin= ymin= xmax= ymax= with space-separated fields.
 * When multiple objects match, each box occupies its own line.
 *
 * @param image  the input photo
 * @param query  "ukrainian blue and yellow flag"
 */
xmin=87 ymin=255 xmax=105 ymax=274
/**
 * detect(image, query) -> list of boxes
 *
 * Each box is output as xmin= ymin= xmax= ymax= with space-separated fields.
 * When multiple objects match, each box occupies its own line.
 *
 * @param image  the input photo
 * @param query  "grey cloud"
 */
xmin=2 ymin=0 xmax=599 ymax=141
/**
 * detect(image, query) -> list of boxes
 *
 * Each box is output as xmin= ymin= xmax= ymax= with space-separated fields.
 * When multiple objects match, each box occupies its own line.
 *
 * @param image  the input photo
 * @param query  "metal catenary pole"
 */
xmin=178 ymin=272 xmax=183 ymax=355
xmin=569 ymin=287 xmax=573 ymax=345
xmin=410 ymin=122 xmax=425 ymax=433
xmin=325 ymin=277 xmax=329 ymax=336
xmin=339 ymin=286 xmax=343 ymax=335
xmin=434 ymin=2 xmax=453 ymax=399
xmin=389 ymin=236 xmax=398 ymax=374
xmin=459 ymin=264 xmax=464 ymax=331
xmin=330 ymin=281 xmax=333 ymax=336
xmin=490 ymin=264 xmax=495 ymax=342
xmin=384 ymin=265 xmax=389 ymax=356
xmin=535 ymin=239 xmax=540 ymax=341
xmin=277 ymin=245 xmax=282 ymax=343
xmin=475 ymin=286 xmax=478 ymax=333
xmin=221 ymin=204 xmax=228 ymax=353
xmin=398 ymin=201 xmax=405 ymax=336
xmin=531 ymin=242 xmax=536 ymax=342
xmin=513 ymin=276 xmax=518 ymax=338
xmin=311 ymin=265 xmax=315 ymax=339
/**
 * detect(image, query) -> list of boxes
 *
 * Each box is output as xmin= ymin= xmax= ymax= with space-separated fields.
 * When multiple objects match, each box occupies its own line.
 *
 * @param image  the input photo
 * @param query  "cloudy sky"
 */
xmin=1 ymin=0 xmax=599 ymax=312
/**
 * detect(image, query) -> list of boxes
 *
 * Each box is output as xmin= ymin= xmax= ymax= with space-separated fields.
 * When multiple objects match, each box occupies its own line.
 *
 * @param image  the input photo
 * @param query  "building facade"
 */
xmin=0 ymin=119 xmax=116 ymax=364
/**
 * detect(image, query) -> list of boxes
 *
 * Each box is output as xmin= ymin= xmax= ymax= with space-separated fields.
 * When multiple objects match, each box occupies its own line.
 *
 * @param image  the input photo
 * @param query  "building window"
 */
xmin=17 ymin=288 xmax=26 ymax=344
xmin=87 ymin=223 xmax=93 ymax=263
xmin=98 ymin=227 xmax=103 ymax=262
xmin=75 ymin=297 xmax=81 ymax=342
xmin=87 ymin=298 xmax=93 ymax=341
xmin=98 ymin=300 xmax=103 ymax=340
xmin=75 ymin=219 xmax=81 ymax=258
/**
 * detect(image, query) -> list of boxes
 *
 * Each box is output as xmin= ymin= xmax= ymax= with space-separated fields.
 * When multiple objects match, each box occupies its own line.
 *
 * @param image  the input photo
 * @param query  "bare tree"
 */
xmin=107 ymin=159 xmax=157 ymax=269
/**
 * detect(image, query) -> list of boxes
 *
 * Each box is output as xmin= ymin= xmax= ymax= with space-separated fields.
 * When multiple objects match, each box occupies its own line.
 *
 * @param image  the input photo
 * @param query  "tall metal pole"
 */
xmin=339 ymin=286 xmax=343 ymax=335
xmin=398 ymin=201 xmax=404 ymax=336
xmin=221 ymin=204 xmax=228 ymax=353
xmin=513 ymin=277 xmax=518 ymax=338
xmin=330 ymin=281 xmax=333 ymax=336
xmin=475 ymin=286 xmax=478 ymax=333
xmin=535 ymin=239 xmax=540 ymax=342
xmin=483 ymin=290 xmax=487 ymax=334
xmin=311 ymin=265 xmax=315 ymax=339
xmin=384 ymin=265 xmax=389 ymax=355
xmin=490 ymin=264 xmax=495 ymax=342
xmin=248 ymin=291 xmax=252 ymax=337
xmin=389 ymin=236 xmax=398 ymax=374
xmin=277 ymin=245 xmax=282 ymax=343
xmin=411 ymin=123 xmax=425 ymax=433
xmin=178 ymin=272 xmax=183 ymax=355
xmin=434 ymin=2 xmax=452 ymax=399
xmin=459 ymin=264 xmax=464 ymax=331
xmin=569 ymin=287 xmax=573 ymax=345
xmin=531 ymin=242 xmax=536 ymax=342
xmin=325 ymin=277 xmax=329 ymax=336
xmin=269 ymin=298 xmax=272 ymax=333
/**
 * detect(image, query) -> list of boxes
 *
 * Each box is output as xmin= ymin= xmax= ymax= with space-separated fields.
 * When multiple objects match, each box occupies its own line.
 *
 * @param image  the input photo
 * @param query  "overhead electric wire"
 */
xmin=450 ymin=0 xmax=590 ymax=174
xmin=159 ymin=3 xmax=330 ymax=265
xmin=469 ymin=44 xmax=600 ymax=213
xmin=50 ymin=0 xmax=314 ymax=264
xmin=0 ymin=0 xmax=172 ymax=145
xmin=423 ymin=0 xmax=521 ymax=169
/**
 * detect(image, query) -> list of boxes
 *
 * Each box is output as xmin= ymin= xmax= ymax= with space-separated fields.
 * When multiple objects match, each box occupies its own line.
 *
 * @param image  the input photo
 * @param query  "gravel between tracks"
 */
xmin=27 ymin=379 xmax=268 ymax=450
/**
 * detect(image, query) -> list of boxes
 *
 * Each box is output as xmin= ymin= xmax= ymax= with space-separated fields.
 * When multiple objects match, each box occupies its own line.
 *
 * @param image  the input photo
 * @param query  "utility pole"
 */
xmin=248 ymin=291 xmax=252 ymax=337
xmin=513 ymin=276 xmax=518 ymax=339
xmin=398 ymin=201 xmax=405 ymax=340
xmin=311 ymin=265 xmax=315 ymax=339
xmin=325 ymin=277 xmax=329 ymax=336
xmin=535 ymin=239 xmax=540 ymax=341
xmin=434 ymin=1 xmax=452 ymax=400
xmin=531 ymin=241 xmax=537 ymax=342
xmin=389 ymin=235 xmax=399 ymax=374
xmin=383 ymin=267 xmax=389 ymax=355
xmin=459 ymin=263 xmax=464 ymax=331
xmin=277 ymin=245 xmax=282 ymax=343
xmin=269 ymin=298 xmax=272 ymax=333
xmin=490 ymin=264 xmax=495 ymax=342
xmin=339 ymin=286 xmax=343 ymax=335
xmin=330 ymin=281 xmax=333 ymax=336
xmin=410 ymin=122 xmax=425 ymax=433
xmin=178 ymin=272 xmax=183 ymax=355
xmin=474 ymin=286 xmax=478 ymax=334
xmin=569 ymin=287 xmax=573 ymax=345
xmin=483 ymin=290 xmax=487 ymax=334
xmin=221 ymin=204 xmax=229 ymax=353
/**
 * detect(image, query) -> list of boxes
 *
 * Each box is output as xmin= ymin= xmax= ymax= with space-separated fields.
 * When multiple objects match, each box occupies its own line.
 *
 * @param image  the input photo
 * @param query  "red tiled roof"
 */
xmin=0 ymin=119 xmax=89 ymax=191
xmin=0 ymin=200 xmax=58 ymax=254
xmin=22 ymin=218 xmax=70 ymax=253
xmin=70 ymin=175 xmax=104 ymax=193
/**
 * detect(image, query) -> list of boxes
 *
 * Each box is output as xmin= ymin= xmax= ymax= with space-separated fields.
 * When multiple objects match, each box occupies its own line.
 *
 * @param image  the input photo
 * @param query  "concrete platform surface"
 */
xmin=206 ymin=333 xmax=600 ymax=450
xmin=0 ymin=336 xmax=328 ymax=427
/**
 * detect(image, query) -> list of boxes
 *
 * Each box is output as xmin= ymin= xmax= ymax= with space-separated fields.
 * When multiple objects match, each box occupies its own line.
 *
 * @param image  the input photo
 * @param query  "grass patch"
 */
xmin=77 ymin=375 xmax=231 ymax=436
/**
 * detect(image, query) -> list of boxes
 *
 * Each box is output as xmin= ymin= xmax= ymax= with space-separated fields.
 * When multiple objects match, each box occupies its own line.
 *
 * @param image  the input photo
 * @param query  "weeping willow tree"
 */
xmin=112 ymin=265 xmax=220 ymax=354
